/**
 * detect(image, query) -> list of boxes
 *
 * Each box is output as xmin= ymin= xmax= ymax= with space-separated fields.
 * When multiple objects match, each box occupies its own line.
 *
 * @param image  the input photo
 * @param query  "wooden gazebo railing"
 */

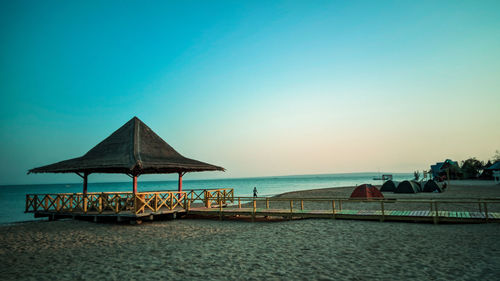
xmin=25 ymin=188 xmax=234 ymax=215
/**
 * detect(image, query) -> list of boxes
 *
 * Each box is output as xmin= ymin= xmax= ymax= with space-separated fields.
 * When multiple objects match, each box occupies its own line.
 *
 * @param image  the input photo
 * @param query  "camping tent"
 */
xmin=380 ymin=180 xmax=399 ymax=192
xmin=394 ymin=180 xmax=420 ymax=193
xmin=350 ymin=184 xmax=384 ymax=199
xmin=423 ymin=180 xmax=442 ymax=193
xmin=413 ymin=181 xmax=423 ymax=192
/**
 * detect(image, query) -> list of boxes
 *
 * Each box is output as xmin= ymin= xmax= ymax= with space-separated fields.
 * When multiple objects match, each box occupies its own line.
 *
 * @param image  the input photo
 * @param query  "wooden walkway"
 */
xmin=187 ymin=207 xmax=500 ymax=224
xmin=25 ymin=189 xmax=500 ymax=224
xmin=32 ymin=206 xmax=500 ymax=224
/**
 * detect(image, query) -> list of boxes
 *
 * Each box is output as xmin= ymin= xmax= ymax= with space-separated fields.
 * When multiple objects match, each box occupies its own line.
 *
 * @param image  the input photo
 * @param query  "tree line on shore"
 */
xmin=443 ymin=150 xmax=499 ymax=180
xmin=414 ymin=151 xmax=499 ymax=181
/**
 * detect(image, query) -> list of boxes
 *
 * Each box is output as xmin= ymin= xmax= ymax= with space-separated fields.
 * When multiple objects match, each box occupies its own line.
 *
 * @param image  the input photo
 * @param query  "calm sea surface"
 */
xmin=0 ymin=172 xmax=411 ymax=224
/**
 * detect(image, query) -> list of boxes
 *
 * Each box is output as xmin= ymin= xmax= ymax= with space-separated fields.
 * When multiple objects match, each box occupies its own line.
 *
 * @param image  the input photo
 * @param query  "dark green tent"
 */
xmin=413 ymin=181 xmax=423 ymax=192
xmin=380 ymin=180 xmax=399 ymax=192
xmin=423 ymin=180 xmax=442 ymax=193
xmin=394 ymin=180 xmax=420 ymax=193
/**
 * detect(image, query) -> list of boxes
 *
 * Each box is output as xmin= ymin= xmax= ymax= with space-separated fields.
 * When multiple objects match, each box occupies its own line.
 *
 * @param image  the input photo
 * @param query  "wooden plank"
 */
xmin=380 ymin=201 xmax=385 ymax=222
xmin=332 ymin=200 xmax=336 ymax=219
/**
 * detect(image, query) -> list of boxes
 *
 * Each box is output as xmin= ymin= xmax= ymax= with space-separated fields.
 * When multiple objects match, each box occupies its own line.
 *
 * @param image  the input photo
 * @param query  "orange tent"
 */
xmin=350 ymin=184 xmax=384 ymax=199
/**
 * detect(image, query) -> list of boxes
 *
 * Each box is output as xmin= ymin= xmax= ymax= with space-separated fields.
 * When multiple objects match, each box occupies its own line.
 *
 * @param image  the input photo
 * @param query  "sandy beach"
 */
xmin=1 ymin=181 xmax=499 ymax=281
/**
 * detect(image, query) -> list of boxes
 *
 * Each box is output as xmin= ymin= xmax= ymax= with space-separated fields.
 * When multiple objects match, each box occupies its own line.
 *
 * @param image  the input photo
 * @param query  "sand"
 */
xmin=1 ymin=180 xmax=499 ymax=281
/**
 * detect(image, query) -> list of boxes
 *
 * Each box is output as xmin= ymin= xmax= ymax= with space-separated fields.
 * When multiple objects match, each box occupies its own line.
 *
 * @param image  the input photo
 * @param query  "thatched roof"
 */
xmin=28 ymin=117 xmax=225 ymax=175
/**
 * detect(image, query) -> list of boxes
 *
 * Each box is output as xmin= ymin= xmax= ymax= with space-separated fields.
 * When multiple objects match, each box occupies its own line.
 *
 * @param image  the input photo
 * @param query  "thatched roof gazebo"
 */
xmin=28 ymin=117 xmax=225 ymax=194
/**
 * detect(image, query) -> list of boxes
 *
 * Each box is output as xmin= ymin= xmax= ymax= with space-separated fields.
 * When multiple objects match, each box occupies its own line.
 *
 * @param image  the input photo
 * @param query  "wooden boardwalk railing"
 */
xmin=188 ymin=196 xmax=500 ymax=224
xmin=203 ymin=188 xmax=234 ymax=208
xmin=183 ymin=188 xmax=234 ymax=207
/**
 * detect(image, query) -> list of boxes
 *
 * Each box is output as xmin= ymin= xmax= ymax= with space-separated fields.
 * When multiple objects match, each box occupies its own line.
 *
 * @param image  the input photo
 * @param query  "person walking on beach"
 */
xmin=253 ymin=187 xmax=258 ymax=197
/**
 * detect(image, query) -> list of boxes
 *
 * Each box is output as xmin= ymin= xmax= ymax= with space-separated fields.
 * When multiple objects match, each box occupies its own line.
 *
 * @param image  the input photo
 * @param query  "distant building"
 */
xmin=485 ymin=161 xmax=500 ymax=171
xmin=430 ymin=159 xmax=461 ymax=180
xmin=494 ymin=171 xmax=500 ymax=184
xmin=482 ymin=161 xmax=500 ymax=182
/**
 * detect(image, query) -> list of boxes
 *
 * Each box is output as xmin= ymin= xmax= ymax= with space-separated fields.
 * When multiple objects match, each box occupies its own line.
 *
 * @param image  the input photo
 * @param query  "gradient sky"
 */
xmin=1 ymin=0 xmax=499 ymax=185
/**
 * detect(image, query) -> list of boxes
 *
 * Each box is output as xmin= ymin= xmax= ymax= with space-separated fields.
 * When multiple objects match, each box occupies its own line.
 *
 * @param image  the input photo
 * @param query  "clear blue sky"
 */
xmin=1 ymin=0 xmax=499 ymax=185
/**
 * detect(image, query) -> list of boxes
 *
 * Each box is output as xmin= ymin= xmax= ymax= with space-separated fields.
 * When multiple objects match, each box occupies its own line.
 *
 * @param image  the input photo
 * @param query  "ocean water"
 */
xmin=0 ymin=172 xmax=412 ymax=224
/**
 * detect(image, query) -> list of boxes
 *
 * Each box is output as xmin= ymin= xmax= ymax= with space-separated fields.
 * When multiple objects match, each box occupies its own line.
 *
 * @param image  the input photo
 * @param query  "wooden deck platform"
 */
xmin=33 ymin=208 xmax=188 ymax=223
xmin=26 ymin=190 xmax=500 ymax=224
xmin=31 ymin=206 xmax=500 ymax=224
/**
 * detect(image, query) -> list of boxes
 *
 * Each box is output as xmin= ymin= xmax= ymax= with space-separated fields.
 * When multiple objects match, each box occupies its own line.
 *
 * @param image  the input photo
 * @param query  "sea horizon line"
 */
xmin=0 ymin=171 xmax=413 ymax=187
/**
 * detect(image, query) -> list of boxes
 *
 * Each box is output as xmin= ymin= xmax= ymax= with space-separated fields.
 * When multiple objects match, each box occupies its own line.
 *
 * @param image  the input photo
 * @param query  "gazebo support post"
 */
xmin=76 ymin=172 xmax=89 ymax=195
xmin=178 ymin=172 xmax=183 ymax=193
xmin=178 ymin=172 xmax=186 ymax=199
xmin=133 ymin=176 xmax=138 ymax=194
xmin=76 ymin=172 xmax=89 ymax=212
xmin=83 ymin=173 xmax=88 ymax=195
